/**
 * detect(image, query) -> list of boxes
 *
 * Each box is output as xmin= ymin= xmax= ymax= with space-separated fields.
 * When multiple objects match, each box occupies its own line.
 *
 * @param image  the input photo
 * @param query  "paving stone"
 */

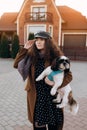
xmin=0 ymin=58 xmax=87 ymax=130
xmin=22 ymin=125 xmax=33 ymax=130
xmin=0 ymin=126 xmax=5 ymax=130
xmin=5 ymin=126 xmax=14 ymax=130
xmin=14 ymin=125 xmax=23 ymax=130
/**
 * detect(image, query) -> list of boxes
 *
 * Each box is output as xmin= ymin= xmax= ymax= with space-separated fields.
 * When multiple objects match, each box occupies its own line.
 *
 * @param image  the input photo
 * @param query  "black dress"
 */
xmin=34 ymin=56 xmax=64 ymax=126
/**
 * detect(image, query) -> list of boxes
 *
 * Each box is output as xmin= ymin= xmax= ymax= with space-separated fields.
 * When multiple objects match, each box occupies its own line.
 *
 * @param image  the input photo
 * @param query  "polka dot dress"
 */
xmin=34 ymin=56 xmax=64 ymax=126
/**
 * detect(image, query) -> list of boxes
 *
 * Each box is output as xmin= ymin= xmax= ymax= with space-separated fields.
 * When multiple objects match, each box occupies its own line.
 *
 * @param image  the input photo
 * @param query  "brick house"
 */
xmin=17 ymin=0 xmax=61 ymax=45
xmin=58 ymin=6 xmax=87 ymax=60
xmin=0 ymin=13 xmax=18 ymax=44
xmin=0 ymin=0 xmax=87 ymax=60
xmin=58 ymin=6 xmax=87 ymax=48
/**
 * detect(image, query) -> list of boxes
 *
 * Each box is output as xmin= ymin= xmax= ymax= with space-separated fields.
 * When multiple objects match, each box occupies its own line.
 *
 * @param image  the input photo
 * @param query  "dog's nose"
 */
xmin=63 ymin=62 xmax=66 ymax=65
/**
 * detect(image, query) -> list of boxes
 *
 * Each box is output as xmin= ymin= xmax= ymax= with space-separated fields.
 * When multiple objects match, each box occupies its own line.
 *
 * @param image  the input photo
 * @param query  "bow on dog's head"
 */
xmin=51 ymin=56 xmax=70 ymax=72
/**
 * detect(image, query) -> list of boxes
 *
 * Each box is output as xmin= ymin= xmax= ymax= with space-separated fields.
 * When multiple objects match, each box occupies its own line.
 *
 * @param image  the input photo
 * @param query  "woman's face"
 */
xmin=35 ymin=38 xmax=45 ymax=50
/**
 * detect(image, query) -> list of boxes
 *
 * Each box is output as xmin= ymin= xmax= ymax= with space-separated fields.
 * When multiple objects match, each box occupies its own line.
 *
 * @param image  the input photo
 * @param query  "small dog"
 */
xmin=36 ymin=56 xmax=79 ymax=115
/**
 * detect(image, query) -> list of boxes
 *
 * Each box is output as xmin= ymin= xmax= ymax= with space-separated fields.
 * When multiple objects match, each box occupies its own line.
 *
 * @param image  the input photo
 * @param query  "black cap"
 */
xmin=34 ymin=31 xmax=51 ymax=39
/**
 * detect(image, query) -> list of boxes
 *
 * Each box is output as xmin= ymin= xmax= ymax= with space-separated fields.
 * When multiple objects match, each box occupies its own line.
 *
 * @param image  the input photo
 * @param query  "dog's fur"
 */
xmin=36 ymin=56 xmax=79 ymax=115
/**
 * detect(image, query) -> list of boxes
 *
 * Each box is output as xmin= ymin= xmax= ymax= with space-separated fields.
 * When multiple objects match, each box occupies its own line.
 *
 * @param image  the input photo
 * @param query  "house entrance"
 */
xmin=24 ymin=24 xmax=46 ymax=42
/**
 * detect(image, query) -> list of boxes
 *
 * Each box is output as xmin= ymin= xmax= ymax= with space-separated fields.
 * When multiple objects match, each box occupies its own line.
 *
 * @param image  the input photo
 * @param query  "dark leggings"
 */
xmin=33 ymin=126 xmax=46 ymax=130
xmin=33 ymin=124 xmax=63 ymax=130
xmin=48 ymin=124 xmax=63 ymax=130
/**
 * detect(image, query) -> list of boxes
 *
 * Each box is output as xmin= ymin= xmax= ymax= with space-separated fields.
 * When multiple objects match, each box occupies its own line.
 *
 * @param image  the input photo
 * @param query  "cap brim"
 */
xmin=34 ymin=34 xmax=47 ymax=39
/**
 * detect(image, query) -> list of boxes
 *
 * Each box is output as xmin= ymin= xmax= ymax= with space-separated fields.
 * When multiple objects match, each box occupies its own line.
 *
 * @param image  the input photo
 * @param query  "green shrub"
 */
xmin=28 ymin=33 xmax=34 ymax=40
xmin=0 ymin=33 xmax=10 ymax=58
xmin=11 ymin=33 xmax=19 ymax=59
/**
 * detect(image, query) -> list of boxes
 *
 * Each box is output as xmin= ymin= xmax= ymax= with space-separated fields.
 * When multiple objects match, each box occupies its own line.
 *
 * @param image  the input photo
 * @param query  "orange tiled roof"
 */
xmin=57 ymin=6 xmax=87 ymax=30
xmin=0 ymin=12 xmax=18 ymax=31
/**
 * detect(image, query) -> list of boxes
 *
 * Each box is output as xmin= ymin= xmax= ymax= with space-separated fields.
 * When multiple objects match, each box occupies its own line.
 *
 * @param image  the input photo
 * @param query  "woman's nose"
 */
xmin=36 ymin=40 xmax=41 ymax=44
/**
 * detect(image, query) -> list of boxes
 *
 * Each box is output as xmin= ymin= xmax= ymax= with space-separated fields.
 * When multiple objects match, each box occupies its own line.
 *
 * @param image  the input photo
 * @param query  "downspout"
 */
xmin=86 ymin=34 xmax=87 ymax=46
xmin=17 ymin=18 xmax=19 ymax=36
xmin=51 ymin=0 xmax=62 ymax=46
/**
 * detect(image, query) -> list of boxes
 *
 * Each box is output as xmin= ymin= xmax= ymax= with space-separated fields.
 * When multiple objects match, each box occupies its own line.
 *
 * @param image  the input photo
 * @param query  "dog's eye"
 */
xmin=59 ymin=59 xmax=64 ymax=63
xmin=65 ymin=60 xmax=70 ymax=63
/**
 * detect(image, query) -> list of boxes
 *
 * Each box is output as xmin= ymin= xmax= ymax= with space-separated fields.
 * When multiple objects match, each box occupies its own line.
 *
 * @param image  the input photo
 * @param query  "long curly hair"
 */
xmin=28 ymin=38 xmax=63 ymax=65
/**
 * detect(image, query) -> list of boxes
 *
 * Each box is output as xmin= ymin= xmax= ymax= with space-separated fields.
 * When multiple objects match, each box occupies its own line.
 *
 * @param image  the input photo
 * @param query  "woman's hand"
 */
xmin=45 ymin=77 xmax=55 ymax=86
xmin=24 ymin=40 xmax=35 ymax=49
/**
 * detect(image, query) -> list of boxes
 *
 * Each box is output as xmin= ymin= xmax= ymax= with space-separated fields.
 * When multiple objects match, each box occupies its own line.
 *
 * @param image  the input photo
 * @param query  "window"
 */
xmin=32 ymin=6 xmax=46 ymax=21
xmin=26 ymin=25 xmax=46 ymax=42
xmin=33 ymin=0 xmax=45 ymax=2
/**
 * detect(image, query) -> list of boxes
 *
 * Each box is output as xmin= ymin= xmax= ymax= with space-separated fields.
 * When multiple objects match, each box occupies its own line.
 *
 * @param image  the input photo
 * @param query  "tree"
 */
xmin=0 ymin=33 xmax=10 ymax=58
xmin=11 ymin=33 xmax=19 ymax=59
xmin=28 ymin=33 xmax=34 ymax=40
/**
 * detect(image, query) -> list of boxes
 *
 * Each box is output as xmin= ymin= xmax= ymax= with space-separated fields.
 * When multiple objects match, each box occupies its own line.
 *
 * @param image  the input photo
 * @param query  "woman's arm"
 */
xmin=13 ymin=40 xmax=34 ymax=69
xmin=58 ymin=71 xmax=73 ymax=89
xmin=13 ymin=47 xmax=28 ymax=68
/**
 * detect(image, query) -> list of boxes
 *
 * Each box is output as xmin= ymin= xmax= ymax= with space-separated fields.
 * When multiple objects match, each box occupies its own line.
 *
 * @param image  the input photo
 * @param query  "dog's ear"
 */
xmin=51 ymin=57 xmax=60 ymax=71
xmin=64 ymin=68 xmax=70 ymax=74
xmin=64 ymin=57 xmax=70 ymax=74
xmin=51 ymin=59 xmax=56 ymax=70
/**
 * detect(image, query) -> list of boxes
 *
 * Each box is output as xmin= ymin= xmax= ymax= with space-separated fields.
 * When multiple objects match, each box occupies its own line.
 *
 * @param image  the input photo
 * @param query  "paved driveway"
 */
xmin=0 ymin=58 xmax=87 ymax=130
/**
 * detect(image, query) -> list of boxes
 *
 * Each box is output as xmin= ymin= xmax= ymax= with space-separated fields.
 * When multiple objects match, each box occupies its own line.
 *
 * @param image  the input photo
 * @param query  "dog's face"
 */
xmin=51 ymin=56 xmax=70 ymax=71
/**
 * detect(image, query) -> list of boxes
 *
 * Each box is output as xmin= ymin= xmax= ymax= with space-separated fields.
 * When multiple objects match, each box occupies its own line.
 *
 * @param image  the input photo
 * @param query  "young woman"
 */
xmin=13 ymin=31 xmax=72 ymax=130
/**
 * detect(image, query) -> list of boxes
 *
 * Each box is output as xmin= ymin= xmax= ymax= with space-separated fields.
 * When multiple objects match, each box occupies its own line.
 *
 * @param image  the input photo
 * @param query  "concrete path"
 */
xmin=0 ymin=58 xmax=87 ymax=130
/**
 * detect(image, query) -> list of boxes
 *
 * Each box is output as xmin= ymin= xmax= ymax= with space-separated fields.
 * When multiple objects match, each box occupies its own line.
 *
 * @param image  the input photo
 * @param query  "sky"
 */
xmin=0 ymin=0 xmax=87 ymax=17
xmin=56 ymin=0 xmax=87 ymax=17
xmin=0 ymin=0 xmax=24 ymax=16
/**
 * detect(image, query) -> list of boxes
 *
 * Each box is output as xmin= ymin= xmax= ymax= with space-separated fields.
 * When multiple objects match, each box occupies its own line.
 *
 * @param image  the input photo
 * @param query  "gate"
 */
xmin=60 ymin=46 xmax=87 ymax=61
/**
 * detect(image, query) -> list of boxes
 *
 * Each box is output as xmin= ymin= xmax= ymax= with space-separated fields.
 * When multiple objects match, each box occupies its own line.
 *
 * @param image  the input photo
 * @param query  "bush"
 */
xmin=0 ymin=33 xmax=10 ymax=58
xmin=28 ymin=33 xmax=34 ymax=40
xmin=11 ymin=33 xmax=19 ymax=59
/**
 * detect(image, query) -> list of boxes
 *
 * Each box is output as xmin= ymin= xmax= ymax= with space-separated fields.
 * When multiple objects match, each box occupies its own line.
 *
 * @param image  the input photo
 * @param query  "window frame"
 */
xmin=33 ymin=0 xmax=45 ymax=3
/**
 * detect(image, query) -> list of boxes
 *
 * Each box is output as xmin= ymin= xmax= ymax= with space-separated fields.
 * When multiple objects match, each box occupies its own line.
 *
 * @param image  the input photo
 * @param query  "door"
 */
xmin=25 ymin=25 xmax=46 ymax=42
xmin=64 ymin=34 xmax=86 ymax=48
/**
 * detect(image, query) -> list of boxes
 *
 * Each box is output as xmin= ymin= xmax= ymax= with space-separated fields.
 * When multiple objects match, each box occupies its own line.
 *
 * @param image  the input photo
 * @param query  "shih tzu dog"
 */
xmin=36 ymin=56 xmax=79 ymax=115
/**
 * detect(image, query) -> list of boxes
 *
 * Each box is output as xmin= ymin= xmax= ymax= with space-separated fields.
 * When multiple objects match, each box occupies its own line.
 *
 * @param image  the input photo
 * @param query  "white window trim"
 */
xmin=31 ymin=5 xmax=47 ymax=21
xmin=33 ymin=0 xmax=45 ymax=3
xmin=49 ymin=25 xmax=53 ymax=37
xmin=24 ymin=24 xmax=46 ymax=43
xmin=24 ymin=25 xmax=27 ymax=44
xmin=31 ymin=5 xmax=47 ymax=13
xmin=86 ymin=35 xmax=87 ymax=46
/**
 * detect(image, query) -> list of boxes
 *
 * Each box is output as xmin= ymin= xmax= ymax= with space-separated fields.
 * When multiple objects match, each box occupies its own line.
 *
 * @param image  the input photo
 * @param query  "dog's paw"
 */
xmin=36 ymin=77 xmax=40 ymax=81
xmin=56 ymin=104 xmax=63 ymax=108
xmin=52 ymin=99 xmax=60 ymax=103
xmin=36 ymin=75 xmax=43 ymax=81
xmin=56 ymin=104 xmax=60 ymax=108
xmin=57 ymin=103 xmax=66 ymax=108
xmin=36 ymin=76 xmax=42 ymax=81
xmin=50 ymin=88 xmax=57 ymax=96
